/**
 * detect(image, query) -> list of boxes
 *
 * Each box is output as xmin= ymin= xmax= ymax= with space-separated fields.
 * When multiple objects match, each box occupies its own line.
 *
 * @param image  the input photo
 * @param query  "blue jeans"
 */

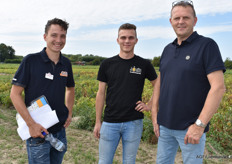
xmin=26 ymin=128 xmax=67 ymax=164
xmin=156 ymin=125 xmax=206 ymax=164
xmin=98 ymin=119 xmax=143 ymax=164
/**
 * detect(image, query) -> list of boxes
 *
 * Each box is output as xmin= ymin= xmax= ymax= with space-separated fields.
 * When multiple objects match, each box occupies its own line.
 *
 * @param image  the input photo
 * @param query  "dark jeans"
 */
xmin=26 ymin=128 xmax=67 ymax=164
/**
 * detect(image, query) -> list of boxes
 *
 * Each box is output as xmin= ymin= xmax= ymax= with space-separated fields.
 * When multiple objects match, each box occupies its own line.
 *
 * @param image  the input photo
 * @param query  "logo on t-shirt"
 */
xmin=130 ymin=66 xmax=142 ymax=75
xmin=60 ymin=71 xmax=68 ymax=77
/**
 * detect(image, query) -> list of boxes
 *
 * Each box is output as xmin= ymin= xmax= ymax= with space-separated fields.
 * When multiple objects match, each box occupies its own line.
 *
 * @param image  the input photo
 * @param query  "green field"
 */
xmin=0 ymin=63 xmax=231 ymax=163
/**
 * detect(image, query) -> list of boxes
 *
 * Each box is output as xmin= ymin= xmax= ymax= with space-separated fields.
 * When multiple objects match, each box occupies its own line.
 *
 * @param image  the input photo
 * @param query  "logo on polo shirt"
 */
xmin=60 ymin=71 xmax=68 ymax=77
xmin=130 ymin=66 xmax=142 ymax=75
xmin=185 ymin=55 xmax=191 ymax=60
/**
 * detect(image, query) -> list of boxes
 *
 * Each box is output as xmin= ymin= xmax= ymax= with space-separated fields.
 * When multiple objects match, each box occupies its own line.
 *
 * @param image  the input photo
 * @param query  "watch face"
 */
xmin=196 ymin=119 xmax=201 ymax=125
xmin=196 ymin=119 xmax=206 ymax=128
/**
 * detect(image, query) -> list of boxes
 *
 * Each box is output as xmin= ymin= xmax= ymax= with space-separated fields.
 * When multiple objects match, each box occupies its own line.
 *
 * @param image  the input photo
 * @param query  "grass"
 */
xmin=0 ymin=106 xmax=231 ymax=164
xmin=0 ymin=64 xmax=231 ymax=163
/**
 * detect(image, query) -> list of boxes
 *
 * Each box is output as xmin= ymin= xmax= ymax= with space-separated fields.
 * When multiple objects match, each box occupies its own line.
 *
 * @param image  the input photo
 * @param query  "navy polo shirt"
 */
xmin=158 ymin=32 xmax=225 ymax=132
xmin=12 ymin=48 xmax=75 ymax=133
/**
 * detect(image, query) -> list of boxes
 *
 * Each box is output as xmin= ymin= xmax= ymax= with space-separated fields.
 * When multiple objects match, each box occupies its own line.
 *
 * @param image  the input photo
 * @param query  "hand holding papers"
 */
xmin=16 ymin=96 xmax=59 ymax=140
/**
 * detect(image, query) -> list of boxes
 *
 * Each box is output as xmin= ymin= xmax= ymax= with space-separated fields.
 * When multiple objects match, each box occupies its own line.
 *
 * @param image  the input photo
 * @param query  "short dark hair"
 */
xmin=118 ymin=23 xmax=137 ymax=37
xmin=171 ymin=1 xmax=196 ymax=17
xmin=45 ymin=18 xmax=69 ymax=34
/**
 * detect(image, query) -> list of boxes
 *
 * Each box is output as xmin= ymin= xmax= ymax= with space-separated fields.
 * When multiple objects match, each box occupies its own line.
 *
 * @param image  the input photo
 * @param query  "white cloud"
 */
xmin=195 ymin=0 xmax=232 ymax=15
xmin=0 ymin=0 xmax=232 ymax=57
xmin=196 ymin=25 xmax=232 ymax=35
xmin=71 ymin=24 xmax=232 ymax=42
xmin=70 ymin=28 xmax=118 ymax=42
xmin=1 ymin=0 xmax=232 ymax=34
xmin=0 ymin=0 xmax=169 ymax=33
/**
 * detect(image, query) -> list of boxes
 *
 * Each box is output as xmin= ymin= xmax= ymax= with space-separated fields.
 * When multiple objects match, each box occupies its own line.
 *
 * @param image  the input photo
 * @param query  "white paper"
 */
xmin=16 ymin=96 xmax=59 ymax=140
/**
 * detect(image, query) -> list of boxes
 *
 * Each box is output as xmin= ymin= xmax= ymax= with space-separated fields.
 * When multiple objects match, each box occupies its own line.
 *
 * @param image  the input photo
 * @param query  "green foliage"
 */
xmin=224 ymin=58 xmax=232 ymax=69
xmin=141 ymin=117 xmax=154 ymax=142
xmin=207 ymin=72 xmax=232 ymax=152
xmin=0 ymin=91 xmax=12 ymax=107
xmin=5 ymin=59 xmax=22 ymax=63
xmin=0 ymin=73 xmax=13 ymax=107
xmin=90 ymin=58 xmax=102 ymax=65
xmin=152 ymin=56 xmax=161 ymax=67
xmin=1 ymin=64 xmax=232 ymax=155
xmin=0 ymin=43 xmax=16 ymax=62
xmin=63 ymin=53 xmax=106 ymax=65
xmin=71 ymin=66 xmax=99 ymax=131
xmin=72 ymin=97 xmax=96 ymax=131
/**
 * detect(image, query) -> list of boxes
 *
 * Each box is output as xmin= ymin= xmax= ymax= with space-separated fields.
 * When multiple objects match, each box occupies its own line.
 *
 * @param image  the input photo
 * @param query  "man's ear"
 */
xmin=194 ymin=17 xmax=198 ymax=26
xmin=43 ymin=34 xmax=47 ymax=41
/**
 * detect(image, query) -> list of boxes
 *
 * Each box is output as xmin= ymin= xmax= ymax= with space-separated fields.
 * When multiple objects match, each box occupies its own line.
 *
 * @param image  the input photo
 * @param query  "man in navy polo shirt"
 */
xmin=151 ymin=1 xmax=226 ymax=163
xmin=10 ymin=18 xmax=75 ymax=164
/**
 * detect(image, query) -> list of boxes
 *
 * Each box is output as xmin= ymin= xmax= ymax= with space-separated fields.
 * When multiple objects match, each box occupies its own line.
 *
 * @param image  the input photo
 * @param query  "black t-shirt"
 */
xmin=97 ymin=55 xmax=157 ymax=123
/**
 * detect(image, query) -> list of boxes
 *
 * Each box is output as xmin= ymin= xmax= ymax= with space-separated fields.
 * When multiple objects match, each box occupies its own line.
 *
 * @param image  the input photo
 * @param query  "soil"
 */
xmin=0 ymin=107 xmax=231 ymax=164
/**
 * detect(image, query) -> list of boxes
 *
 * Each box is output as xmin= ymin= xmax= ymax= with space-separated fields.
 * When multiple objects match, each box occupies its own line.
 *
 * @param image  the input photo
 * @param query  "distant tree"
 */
xmin=7 ymin=46 xmax=15 ymax=59
xmin=61 ymin=53 xmax=107 ymax=65
xmin=0 ymin=43 xmax=16 ymax=62
xmin=224 ymin=58 xmax=232 ymax=69
xmin=91 ymin=58 xmax=101 ymax=65
xmin=15 ymin=55 xmax=24 ymax=60
xmin=5 ymin=59 xmax=22 ymax=63
xmin=152 ymin=56 xmax=161 ymax=67
xmin=68 ymin=54 xmax=82 ymax=62
xmin=82 ymin=54 xmax=95 ymax=62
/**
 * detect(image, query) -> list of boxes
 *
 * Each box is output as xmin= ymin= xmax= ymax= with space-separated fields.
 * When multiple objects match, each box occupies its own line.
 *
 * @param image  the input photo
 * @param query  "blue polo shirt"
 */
xmin=158 ymin=32 xmax=225 ymax=132
xmin=12 ymin=48 xmax=75 ymax=133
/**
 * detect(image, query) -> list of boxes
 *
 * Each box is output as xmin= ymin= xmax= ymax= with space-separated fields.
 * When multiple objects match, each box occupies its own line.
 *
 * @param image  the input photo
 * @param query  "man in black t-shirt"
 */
xmin=93 ymin=23 xmax=157 ymax=164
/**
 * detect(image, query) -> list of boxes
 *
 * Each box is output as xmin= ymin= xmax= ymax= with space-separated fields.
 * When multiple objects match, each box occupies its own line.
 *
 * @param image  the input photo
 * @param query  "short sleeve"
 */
xmin=97 ymin=60 xmax=107 ymax=82
xmin=145 ymin=60 xmax=157 ymax=81
xmin=66 ymin=61 xmax=75 ymax=87
xmin=203 ymin=40 xmax=226 ymax=75
xmin=12 ymin=57 xmax=30 ymax=88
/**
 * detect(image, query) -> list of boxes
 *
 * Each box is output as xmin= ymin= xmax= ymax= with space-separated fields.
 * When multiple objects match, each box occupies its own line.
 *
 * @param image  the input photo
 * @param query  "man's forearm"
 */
xmin=65 ymin=87 xmax=75 ymax=113
xmin=151 ymin=75 xmax=160 ymax=126
xmin=198 ymin=71 xmax=225 ymax=125
xmin=10 ymin=86 xmax=36 ymax=127
xmin=198 ymin=84 xmax=225 ymax=125
xmin=95 ymin=92 xmax=105 ymax=124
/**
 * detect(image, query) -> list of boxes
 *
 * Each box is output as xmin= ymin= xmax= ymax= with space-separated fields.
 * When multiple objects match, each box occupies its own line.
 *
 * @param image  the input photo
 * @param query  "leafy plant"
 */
xmin=1 ymin=63 xmax=232 ymax=155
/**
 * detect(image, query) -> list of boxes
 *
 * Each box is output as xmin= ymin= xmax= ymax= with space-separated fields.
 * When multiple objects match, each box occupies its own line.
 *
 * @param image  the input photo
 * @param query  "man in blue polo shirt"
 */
xmin=10 ymin=18 xmax=75 ymax=164
xmin=151 ymin=1 xmax=226 ymax=163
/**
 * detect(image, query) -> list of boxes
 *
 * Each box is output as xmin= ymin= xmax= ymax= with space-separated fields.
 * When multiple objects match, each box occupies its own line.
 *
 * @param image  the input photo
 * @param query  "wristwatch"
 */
xmin=195 ymin=119 xmax=206 ymax=128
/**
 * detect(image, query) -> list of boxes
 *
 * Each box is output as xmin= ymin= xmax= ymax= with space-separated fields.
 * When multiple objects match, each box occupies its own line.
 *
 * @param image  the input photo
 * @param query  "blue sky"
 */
xmin=1 ymin=0 xmax=232 ymax=61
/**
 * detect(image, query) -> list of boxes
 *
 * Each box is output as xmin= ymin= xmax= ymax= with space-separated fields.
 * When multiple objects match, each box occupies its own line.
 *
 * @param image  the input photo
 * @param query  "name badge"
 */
xmin=45 ymin=72 xmax=54 ymax=80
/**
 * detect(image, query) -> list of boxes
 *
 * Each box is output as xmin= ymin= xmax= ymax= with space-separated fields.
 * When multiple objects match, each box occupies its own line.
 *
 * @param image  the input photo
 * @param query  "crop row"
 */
xmin=0 ymin=64 xmax=231 ymax=154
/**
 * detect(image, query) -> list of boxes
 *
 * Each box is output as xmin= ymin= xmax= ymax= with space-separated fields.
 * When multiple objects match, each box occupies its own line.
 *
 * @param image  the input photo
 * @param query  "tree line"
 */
xmin=0 ymin=43 xmax=107 ymax=65
xmin=152 ymin=56 xmax=232 ymax=69
xmin=0 ymin=43 xmax=23 ymax=63
xmin=1 ymin=43 xmax=232 ymax=69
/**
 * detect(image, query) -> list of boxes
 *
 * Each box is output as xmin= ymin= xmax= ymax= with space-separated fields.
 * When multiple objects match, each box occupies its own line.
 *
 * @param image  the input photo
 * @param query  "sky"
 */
xmin=1 ymin=0 xmax=232 ymax=61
